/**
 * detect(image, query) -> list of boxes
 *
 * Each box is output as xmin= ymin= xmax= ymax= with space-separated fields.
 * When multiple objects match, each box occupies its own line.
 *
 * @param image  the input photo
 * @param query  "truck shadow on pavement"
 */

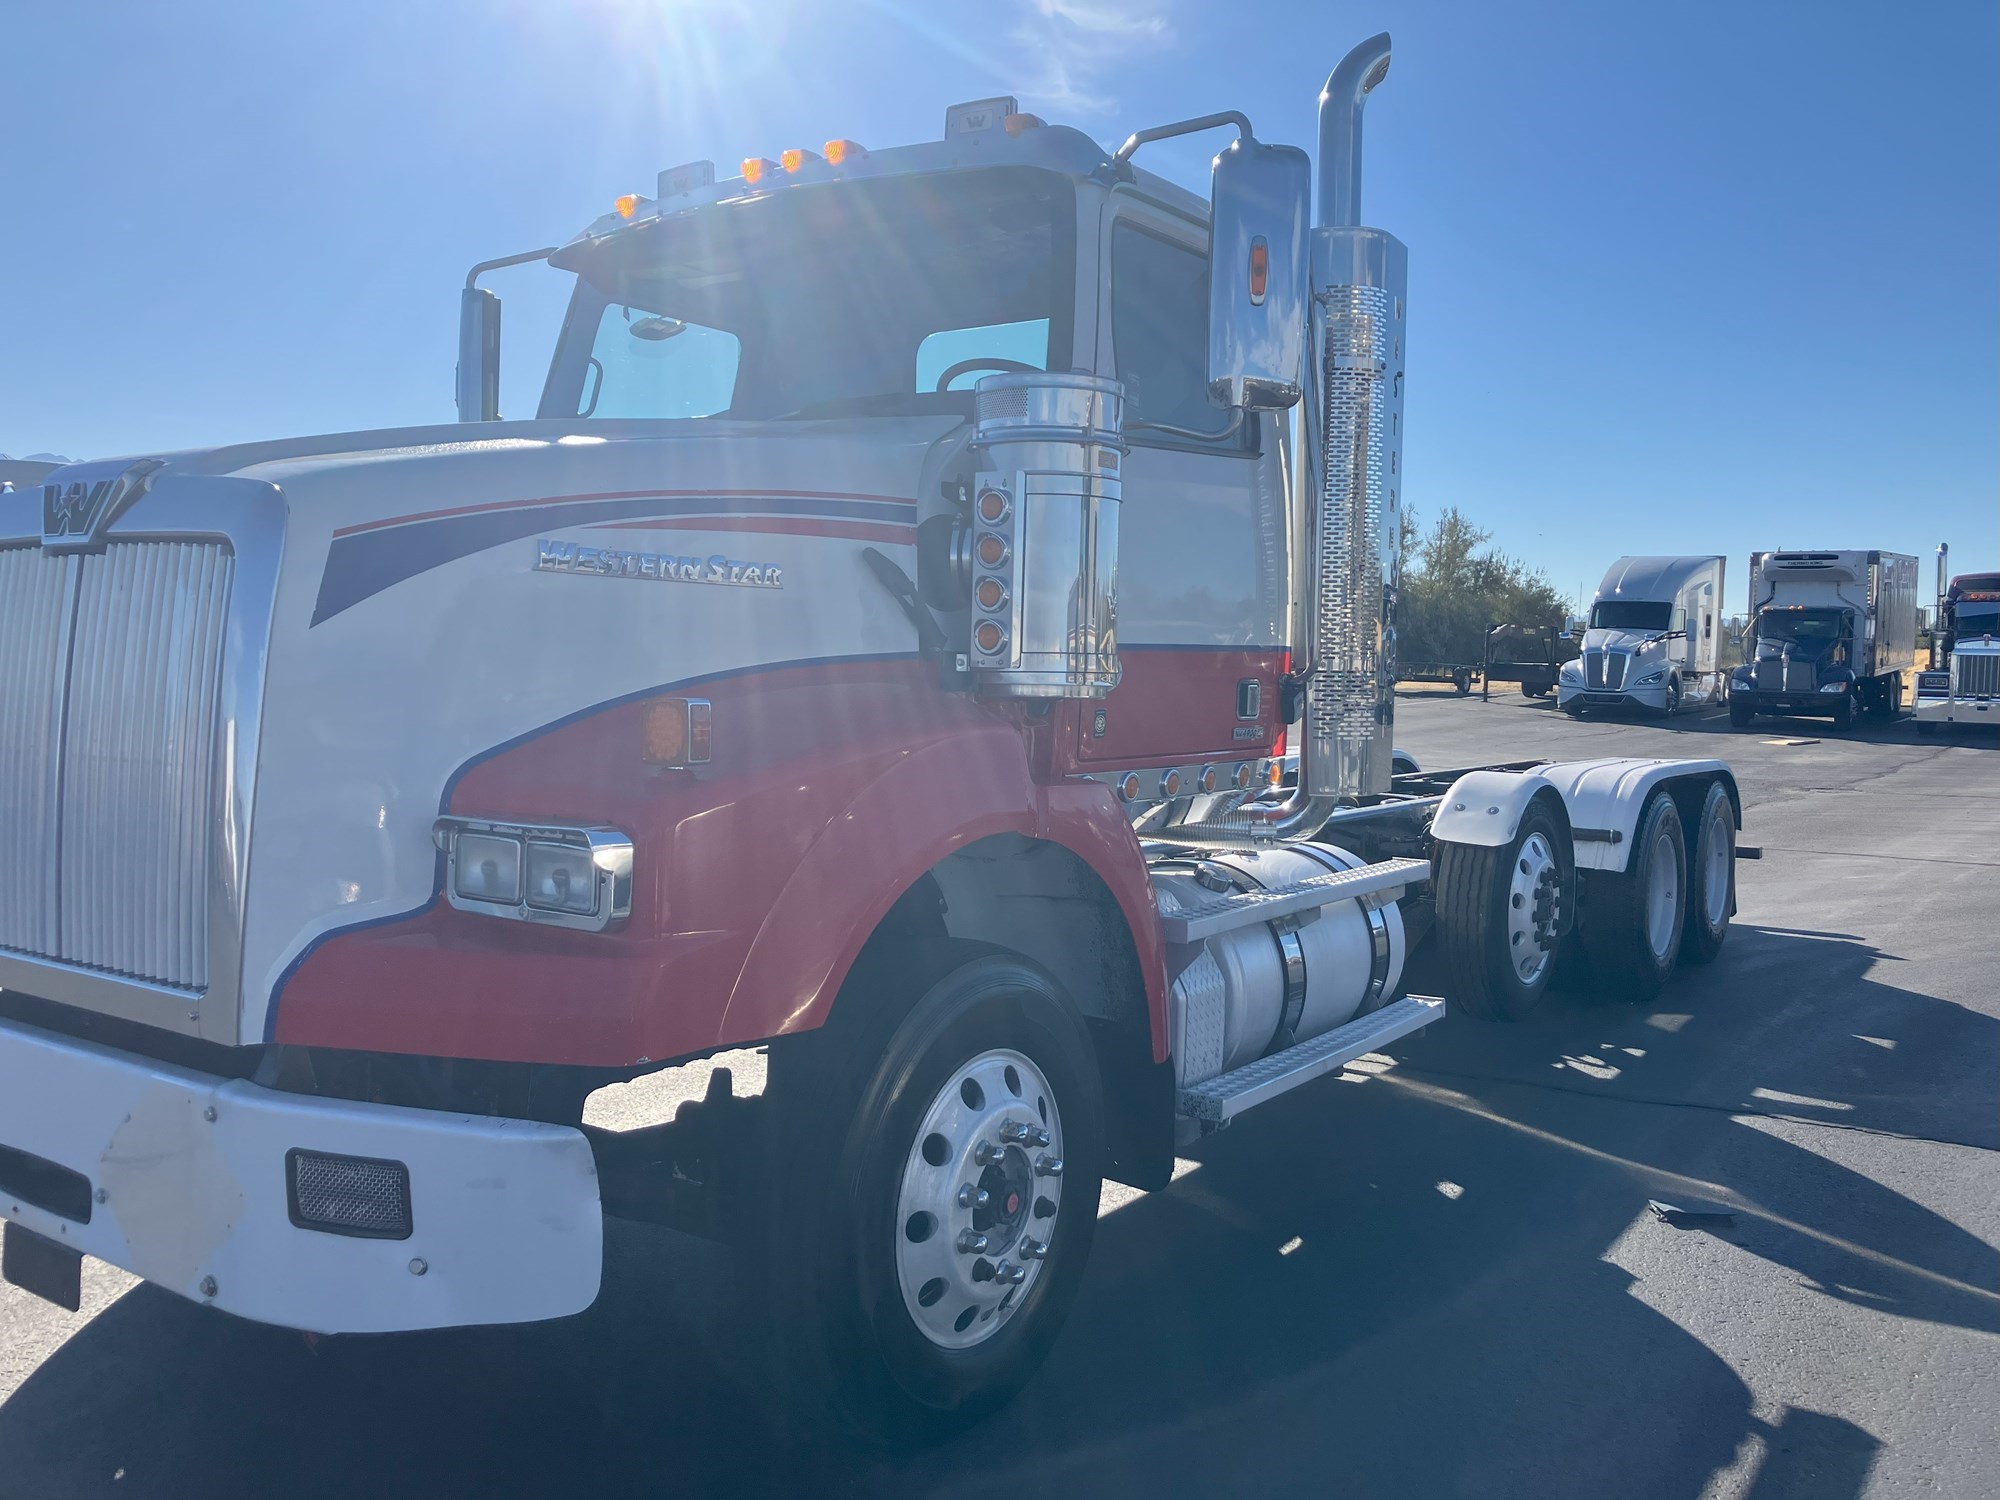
xmin=0 ymin=924 xmax=1988 ymax=1499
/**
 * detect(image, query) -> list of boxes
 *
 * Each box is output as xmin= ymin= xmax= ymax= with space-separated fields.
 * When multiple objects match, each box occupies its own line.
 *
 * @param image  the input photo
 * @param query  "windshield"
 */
xmin=1755 ymin=607 xmax=1850 ymax=657
xmin=1954 ymin=602 xmax=2000 ymax=640
xmin=540 ymin=169 xmax=1072 ymax=422
xmin=1589 ymin=601 xmax=1672 ymax=631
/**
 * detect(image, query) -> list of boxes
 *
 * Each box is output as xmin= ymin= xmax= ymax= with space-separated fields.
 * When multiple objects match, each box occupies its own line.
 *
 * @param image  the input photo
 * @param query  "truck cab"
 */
xmin=1916 ymin=568 xmax=2000 ymax=733
xmin=1557 ymin=555 xmax=1725 ymax=717
xmin=1729 ymin=550 xmax=1917 ymax=729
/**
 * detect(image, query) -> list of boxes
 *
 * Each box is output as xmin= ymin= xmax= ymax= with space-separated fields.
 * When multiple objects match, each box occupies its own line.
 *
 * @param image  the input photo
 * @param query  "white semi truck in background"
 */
xmin=0 ymin=35 xmax=1750 ymax=1434
xmin=1557 ymin=556 xmax=1727 ymax=718
xmin=1729 ymin=550 xmax=1918 ymax=730
xmin=1915 ymin=544 xmax=2000 ymax=734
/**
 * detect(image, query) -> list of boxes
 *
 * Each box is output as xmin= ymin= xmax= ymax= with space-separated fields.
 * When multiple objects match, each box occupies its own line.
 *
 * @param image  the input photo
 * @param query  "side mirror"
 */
xmin=1206 ymin=136 xmax=1310 ymax=410
xmin=456 ymin=287 xmax=502 ymax=422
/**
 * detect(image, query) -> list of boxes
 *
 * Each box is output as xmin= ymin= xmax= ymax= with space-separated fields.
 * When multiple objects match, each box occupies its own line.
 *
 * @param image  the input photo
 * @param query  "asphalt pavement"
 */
xmin=3 ymin=693 xmax=1995 ymax=1498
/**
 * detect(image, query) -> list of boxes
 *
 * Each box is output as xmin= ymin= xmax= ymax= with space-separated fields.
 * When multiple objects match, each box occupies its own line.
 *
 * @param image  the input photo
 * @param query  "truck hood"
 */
xmin=37 ymin=413 xmax=969 ymax=508
xmin=1582 ymin=627 xmax=1670 ymax=657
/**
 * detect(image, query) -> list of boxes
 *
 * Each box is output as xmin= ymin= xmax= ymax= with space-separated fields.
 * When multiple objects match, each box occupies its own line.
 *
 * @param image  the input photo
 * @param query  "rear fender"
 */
xmin=1529 ymin=758 xmax=1736 ymax=873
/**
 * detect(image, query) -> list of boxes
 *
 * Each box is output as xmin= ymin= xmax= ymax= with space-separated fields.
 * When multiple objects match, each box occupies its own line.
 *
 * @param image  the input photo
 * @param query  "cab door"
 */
xmin=1072 ymin=200 xmax=1286 ymax=772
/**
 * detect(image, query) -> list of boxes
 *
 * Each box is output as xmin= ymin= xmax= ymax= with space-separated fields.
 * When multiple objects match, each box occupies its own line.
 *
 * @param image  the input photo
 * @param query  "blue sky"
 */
xmin=3 ymin=0 xmax=1993 ymax=608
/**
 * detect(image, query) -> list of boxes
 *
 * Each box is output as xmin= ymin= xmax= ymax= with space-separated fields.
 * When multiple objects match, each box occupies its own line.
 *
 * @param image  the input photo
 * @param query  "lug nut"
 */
xmin=995 ymin=1260 xmax=1027 ymax=1286
xmin=1033 ymin=1195 xmax=1057 ymax=1219
xmin=1019 ymin=1237 xmax=1047 ymax=1260
xmin=1034 ymin=1154 xmax=1064 ymax=1178
xmin=971 ymin=1258 xmax=996 ymax=1282
xmin=999 ymin=1122 xmax=1032 ymax=1144
xmin=973 ymin=1140 xmax=1001 ymax=1166
xmin=956 ymin=1229 xmax=990 ymax=1255
xmin=1032 ymin=1127 xmax=1052 ymax=1148
xmin=957 ymin=1184 xmax=990 ymax=1210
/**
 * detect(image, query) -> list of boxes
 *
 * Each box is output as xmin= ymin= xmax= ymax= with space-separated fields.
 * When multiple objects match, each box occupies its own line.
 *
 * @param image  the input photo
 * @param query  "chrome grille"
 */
xmin=1584 ymin=650 xmax=1627 ymax=691
xmin=0 ymin=548 xmax=77 ymax=957
xmin=1954 ymin=651 xmax=2000 ymax=699
xmin=0 ymin=540 xmax=234 ymax=991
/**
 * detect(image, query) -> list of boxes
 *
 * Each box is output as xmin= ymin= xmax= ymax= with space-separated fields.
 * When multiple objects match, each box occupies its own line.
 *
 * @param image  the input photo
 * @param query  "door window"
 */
xmin=1110 ymin=224 xmax=1238 ymax=444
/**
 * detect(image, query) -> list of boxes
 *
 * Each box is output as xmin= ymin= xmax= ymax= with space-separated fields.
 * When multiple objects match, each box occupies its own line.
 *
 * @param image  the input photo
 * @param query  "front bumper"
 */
xmin=1731 ymin=689 xmax=1847 ymax=719
xmin=1557 ymin=683 xmax=1669 ymax=713
xmin=1916 ymin=695 xmax=1997 ymax=726
xmin=0 ymin=1017 xmax=602 ymax=1333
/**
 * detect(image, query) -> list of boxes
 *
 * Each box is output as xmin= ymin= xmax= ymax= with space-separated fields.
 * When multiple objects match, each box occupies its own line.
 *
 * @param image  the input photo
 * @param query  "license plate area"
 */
xmin=3 ymin=1222 xmax=83 ymax=1312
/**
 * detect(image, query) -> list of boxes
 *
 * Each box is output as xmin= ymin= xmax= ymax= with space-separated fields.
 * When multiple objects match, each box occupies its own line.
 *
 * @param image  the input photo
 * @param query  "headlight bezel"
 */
xmin=1818 ymin=681 xmax=1850 ymax=694
xmin=1635 ymin=668 xmax=1667 ymax=687
xmin=435 ymin=817 xmax=634 ymax=931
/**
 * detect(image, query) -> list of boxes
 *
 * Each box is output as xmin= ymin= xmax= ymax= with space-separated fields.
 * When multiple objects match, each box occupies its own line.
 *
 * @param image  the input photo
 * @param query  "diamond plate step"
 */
xmin=1156 ymin=857 xmax=1430 ymax=943
xmin=1176 ymin=994 xmax=1446 ymax=1125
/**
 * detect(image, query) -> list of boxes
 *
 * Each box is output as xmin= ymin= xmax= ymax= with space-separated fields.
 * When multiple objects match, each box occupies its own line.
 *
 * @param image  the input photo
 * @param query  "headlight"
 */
xmin=1636 ymin=669 xmax=1665 ymax=686
xmin=1559 ymin=662 xmax=1582 ymax=682
xmin=435 ymin=818 xmax=633 ymax=931
xmin=1818 ymin=681 xmax=1849 ymax=693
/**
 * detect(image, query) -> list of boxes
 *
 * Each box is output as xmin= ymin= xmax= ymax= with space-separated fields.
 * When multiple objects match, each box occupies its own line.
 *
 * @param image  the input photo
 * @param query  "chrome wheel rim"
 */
xmin=1644 ymin=823 xmax=1683 ymax=959
xmin=894 ymin=1047 xmax=1065 ymax=1350
xmin=1701 ymin=799 xmax=1733 ymax=928
xmin=1505 ymin=832 xmax=1562 ymax=985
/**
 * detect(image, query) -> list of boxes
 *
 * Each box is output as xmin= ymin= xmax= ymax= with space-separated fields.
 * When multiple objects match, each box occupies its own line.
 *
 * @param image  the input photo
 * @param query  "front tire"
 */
xmin=1578 ymin=789 xmax=1686 ymax=1004
xmin=1679 ymin=780 xmax=1735 ymax=964
xmin=757 ymin=948 xmax=1102 ymax=1439
xmin=1434 ymin=799 xmax=1570 ymax=1021
xmin=1663 ymin=676 xmax=1682 ymax=716
xmin=1830 ymin=693 xmax=1855 ymax=730
xmin=1729 ymin=698 xmax=1755 ymax=728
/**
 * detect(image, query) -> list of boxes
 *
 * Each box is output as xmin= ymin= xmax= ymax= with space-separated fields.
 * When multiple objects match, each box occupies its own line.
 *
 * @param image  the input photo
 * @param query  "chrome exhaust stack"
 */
xmin=1305 ymin=32 xmax=1405 ymax=804
xmin=1168 ymin=33 xmax=1404 ymax=846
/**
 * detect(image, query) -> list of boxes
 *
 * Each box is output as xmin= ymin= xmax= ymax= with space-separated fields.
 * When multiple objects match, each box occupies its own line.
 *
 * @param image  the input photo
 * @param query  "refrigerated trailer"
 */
xmin=0 ymin=35 xmax=1746 ymax=1434
xmin=1730 ymin=550 xmax=1918 ymax=728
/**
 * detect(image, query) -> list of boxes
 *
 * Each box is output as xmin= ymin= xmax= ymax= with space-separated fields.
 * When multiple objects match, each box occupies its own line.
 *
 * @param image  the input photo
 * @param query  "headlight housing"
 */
xmin=1559 ymin=661 xmax=1582 ymax=682
xmin=1818 ymin=681 xmax=1849 ymax=693
xmin=434 ymin=818 xmax=633 ymax=931
xmin=1636 ymin=668 xmax=1666 ymax=686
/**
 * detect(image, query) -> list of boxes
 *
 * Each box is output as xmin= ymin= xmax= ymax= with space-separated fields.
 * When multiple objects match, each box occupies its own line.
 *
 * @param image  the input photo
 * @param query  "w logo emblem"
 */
xmin=41 ymin=459 xmax=164 ymax=551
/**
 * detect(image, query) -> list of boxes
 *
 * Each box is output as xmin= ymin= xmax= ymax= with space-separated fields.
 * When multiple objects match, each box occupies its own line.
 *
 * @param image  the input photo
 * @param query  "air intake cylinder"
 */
xmin=967 ymin=372 xmax=1124 ymax=698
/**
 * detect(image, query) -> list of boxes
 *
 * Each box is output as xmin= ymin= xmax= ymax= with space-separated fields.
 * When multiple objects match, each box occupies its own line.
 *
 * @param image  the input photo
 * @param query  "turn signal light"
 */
xmin=643 ymin=697 xmax=713 ymax=767
xmin=1248 ymin=235 xmax=1269 ymax=305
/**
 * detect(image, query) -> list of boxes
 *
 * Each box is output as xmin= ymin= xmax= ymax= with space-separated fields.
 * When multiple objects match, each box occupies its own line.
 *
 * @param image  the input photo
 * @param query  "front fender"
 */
xmin=721 ymin=722 xmax=1169 ymax=1055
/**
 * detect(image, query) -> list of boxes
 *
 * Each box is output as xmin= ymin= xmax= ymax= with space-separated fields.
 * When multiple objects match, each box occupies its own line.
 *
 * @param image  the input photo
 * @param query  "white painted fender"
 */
xmin=1432 ymin=758 xmax=1736 ymax=874
xmin=1429 ymin=770 xmax=1562 ymax=848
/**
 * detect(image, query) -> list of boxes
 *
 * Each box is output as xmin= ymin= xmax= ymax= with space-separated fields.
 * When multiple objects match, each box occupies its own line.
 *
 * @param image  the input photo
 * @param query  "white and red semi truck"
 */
xmin=0 ymin=36 xmax=1744 ymax=1431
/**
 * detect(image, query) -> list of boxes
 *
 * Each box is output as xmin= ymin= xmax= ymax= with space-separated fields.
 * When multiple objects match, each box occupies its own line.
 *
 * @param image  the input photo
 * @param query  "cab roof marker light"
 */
xmin=823 ymin=139 xmax=866 ymax=165
xmin=780 ymin=147 xmax=823 ymax=173
xmin=613 ymin=193 xmax=641 ymax=220
xmin=741 ymin=156 xmax=779 ymax=185
xmin=1002 ymin=113 xmax=1045 ymax=136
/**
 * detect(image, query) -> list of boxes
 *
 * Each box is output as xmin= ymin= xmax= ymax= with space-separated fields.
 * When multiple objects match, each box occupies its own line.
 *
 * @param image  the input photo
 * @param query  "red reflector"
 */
xmin=1248 ymin=236 xmax=1269 ymax=306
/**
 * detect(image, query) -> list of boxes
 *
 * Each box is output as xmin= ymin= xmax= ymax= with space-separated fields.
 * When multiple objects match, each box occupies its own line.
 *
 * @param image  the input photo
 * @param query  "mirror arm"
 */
xmin=1113 ymin=110 xmax=1255 ymax=169
xmin=465 ymin=246 xmax=559 ymax=291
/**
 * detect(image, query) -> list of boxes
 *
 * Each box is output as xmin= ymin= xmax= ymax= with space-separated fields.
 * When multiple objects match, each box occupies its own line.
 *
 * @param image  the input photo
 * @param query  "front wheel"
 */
xmin=757 ymin=948 xmax=1102 ymax=1438
xmin=1729 ymin=698 xmax=1755 ymax=728
xmin=1578 ymin=789 xmax=1686 ymax=1004
xmin=1663 ymin=676 xmax=1682 ymax=716
xmin=1830 ymin=694 xmax=1855 ymax=731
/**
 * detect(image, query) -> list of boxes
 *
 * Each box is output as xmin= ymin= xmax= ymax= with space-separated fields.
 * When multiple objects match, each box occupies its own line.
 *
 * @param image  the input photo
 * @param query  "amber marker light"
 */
xmin=823 ymin=139 xmax=865 ymax=165
xmin=976 ymin=534 xmax=1010 ymax=568
xmin=975 ymin=578 xmax=1008 ymax=611
xmin=614 ymin=193 xmax=641 ymax=220
xmin=741 ymin=157 xmax=778 ymax=185
xmin=974 ymin=620 xmax=1008 ymax=655
xmin=1248 ymin=235 xmax=1269 ymax=305
xmin=976 ymin=489 xmax=1011 ymax=523
xmin=642 ymin=698 xmax=713 ymax=767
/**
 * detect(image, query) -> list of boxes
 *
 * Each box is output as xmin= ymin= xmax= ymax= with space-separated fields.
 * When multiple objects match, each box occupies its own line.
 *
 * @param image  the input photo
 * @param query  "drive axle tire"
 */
xmin=1434 ymin=799 xmax=1570 ymax=1022
xmin=1728 ymin=699 xmax=1755 ymax=728
xmin=756 ymin=945 xmax=1102 ymax=1441
xmin=1679 ymin=780 xmax=1735 ymax=965
xmin=1578 ymin=789 xmax=1685 ymax=1004
xmin=1453 ymin=668 xmax=1473 ymax=696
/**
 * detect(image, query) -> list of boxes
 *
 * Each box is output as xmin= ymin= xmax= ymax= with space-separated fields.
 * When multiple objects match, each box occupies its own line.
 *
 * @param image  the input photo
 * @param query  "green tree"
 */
xmin=1397 ymin=507 xmax=1566 ymax=666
